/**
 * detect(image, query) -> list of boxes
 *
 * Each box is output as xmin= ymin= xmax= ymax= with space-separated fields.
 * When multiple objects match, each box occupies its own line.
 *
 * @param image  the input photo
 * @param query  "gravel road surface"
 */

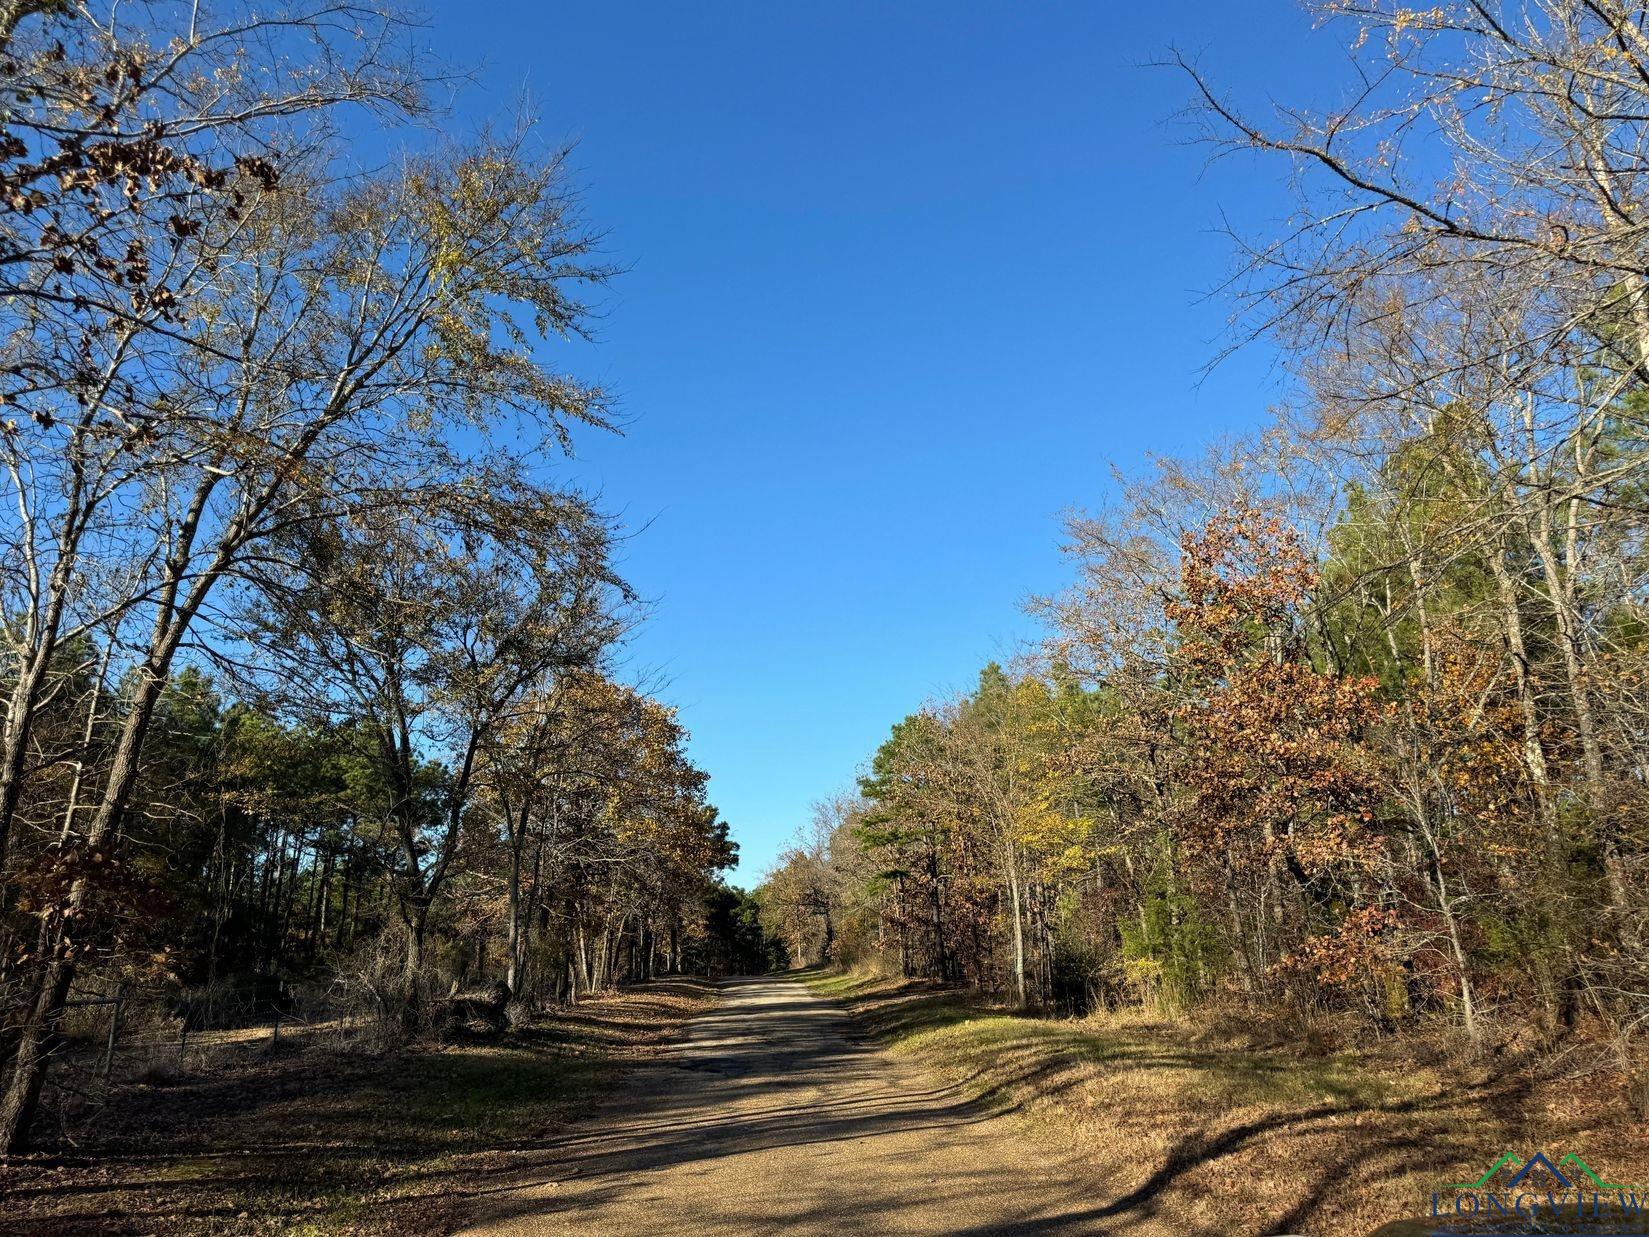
xmin=458 ymin=974 xmax=1115 ymax=1235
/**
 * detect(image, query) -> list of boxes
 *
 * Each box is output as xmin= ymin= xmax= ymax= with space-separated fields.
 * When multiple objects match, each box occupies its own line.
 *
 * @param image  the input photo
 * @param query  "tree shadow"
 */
xmin=0 ymin=977 xmax=719 ymax=1233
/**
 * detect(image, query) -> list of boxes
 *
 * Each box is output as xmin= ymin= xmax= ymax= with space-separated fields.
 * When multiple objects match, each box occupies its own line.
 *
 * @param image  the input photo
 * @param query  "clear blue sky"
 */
xmin=424 ymin=2 xmax=1348 ymax=882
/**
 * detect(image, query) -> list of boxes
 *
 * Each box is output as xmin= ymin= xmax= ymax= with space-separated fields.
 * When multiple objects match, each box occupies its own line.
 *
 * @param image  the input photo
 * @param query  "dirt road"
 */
xmin=459 ymin=974 xmax=1113 ymax=1235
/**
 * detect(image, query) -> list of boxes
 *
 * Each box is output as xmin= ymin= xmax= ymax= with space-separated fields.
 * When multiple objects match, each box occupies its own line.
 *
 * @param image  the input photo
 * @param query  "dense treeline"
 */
xmin=764 ymin=1 xmax=1649 ymax=1063
xmin=0 ymin=1 xmax=741 ymax=1153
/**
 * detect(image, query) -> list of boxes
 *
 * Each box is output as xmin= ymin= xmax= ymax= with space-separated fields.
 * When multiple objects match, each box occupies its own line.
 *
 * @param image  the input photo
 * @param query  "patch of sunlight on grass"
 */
xmin=894 ymin=1012 xmax=1040 ymax=1055
xmin=146 ymin=1157 xmax=220 ymax=1182
xmin=863 ymin=992 xmax=1435 ymax=1117
xmin=367 ymin=1048 xmax=602 ymax=1144
xmin=818 ymin=975 xmax=1642 ymax=1237
xmin=795 ymin=966 xmax=884 ymax=1000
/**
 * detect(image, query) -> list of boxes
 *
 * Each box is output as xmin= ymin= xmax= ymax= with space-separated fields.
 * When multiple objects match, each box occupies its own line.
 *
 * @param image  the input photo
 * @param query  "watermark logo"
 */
xmin=1429 ymin=1150 xmax=1647 ymax=1234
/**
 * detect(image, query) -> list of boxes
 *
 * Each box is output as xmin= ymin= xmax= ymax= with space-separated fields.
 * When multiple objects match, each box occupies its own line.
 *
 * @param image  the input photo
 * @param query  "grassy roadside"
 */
xmin=0 ymin=978 xmax=718 ymax=1235
xmin=800 ymin=968 xmax=1649 ymax=1236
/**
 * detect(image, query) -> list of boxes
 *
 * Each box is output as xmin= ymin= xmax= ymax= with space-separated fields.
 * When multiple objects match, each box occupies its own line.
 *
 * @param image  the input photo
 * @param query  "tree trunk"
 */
xmin=506 ymin=824 xmax=526 ymax=996
xmin=1527 ymin=492 xmax=1634 ymax=925
xmin=1 ymin=641 xmax=186 ymax=1152
xmin=0 ymin=945 xmax=71 ymax=1153
xmin=404 ymin=897 xmax=430 ymax=986
xmin=1005 ymin=838 xmax=1027 ymax=1008
xmin=313 ymin=847 xmax=334 ymax=955
xmin=1485 ymin=534 xmax=1554 ymax=810
xmin=1420 ymin=817 xmax=1478 ymax=1043
xmin=928 ymin=840 xmax=948 ymax=981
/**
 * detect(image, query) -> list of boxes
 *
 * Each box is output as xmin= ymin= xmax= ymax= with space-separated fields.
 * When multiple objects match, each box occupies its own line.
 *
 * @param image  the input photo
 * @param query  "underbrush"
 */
xmin=800 ymin=967 xmax=1649 ymax=1237
xmin=0 ymin=977 xmax=718 ymax=1235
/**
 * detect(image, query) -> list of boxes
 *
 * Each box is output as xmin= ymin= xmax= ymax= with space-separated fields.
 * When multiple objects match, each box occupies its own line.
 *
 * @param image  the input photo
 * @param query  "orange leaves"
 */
xmin=1169 ymin=507 xmax=1384 ymax=879
xmin=1414 ymin=623 xmax=1534 ymax=823
xmin=1279 ymin=905 xmax=1403 ymax=988
xmin=1166 ymin=507 xmax=1317 ymax=665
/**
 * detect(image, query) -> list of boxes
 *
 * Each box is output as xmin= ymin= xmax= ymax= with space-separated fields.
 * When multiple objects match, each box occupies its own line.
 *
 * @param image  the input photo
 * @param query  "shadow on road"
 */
xmin=463 ymin=973 xmax=1121 ymax=1235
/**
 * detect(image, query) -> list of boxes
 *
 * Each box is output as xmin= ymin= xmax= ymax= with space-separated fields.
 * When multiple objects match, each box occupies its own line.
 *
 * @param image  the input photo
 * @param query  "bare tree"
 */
xmin=0 ymin=112 xmax=615 ymax=1158
xmin=0 ymin=0 xmax=426 ymax=884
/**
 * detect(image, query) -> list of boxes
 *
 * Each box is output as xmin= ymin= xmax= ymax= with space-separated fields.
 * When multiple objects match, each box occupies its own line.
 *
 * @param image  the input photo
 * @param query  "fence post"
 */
xmin=100 ymin=984 xmax=125 ymax=1083
xmin=178 ymin=1020 xmax=188 ymax=1072
xmin=271 ymin=1008 xmax=280 ymax=1053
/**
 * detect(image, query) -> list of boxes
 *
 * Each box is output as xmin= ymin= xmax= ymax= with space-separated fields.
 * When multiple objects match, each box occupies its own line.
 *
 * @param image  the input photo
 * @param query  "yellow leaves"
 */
xmin=1010 ymin=805 xmax=1095 ymax=877
xmin=1391 ymin=7 xmax=1446 ymax=35
xmin=1055 ymin=843 xmax=1091 ymax=875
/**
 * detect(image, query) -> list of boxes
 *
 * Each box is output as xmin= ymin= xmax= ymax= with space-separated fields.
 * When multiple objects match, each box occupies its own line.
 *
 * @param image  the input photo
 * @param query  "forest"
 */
xmin=6 ymin=1 xmax=1649 ymax=1232
xmin=761 ymin=0 xmax=1649 ymax=1086
xmin=0 ymin=0 xmax=763 ymax=1159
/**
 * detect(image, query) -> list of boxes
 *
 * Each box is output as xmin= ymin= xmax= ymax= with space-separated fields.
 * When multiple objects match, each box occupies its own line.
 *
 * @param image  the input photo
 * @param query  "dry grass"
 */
xmin=0 ymin=978 xmax=717 ymax=1235
xmin=803 ymin=968 xmax=1649 ymax=1236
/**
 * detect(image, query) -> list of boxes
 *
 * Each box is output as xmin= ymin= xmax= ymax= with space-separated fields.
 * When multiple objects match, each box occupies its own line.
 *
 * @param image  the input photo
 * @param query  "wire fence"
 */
xmin=44 ymin=980 xmax=372 ymax=1122
xmin=31 ymin=964 xmax=556 ymax=1142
